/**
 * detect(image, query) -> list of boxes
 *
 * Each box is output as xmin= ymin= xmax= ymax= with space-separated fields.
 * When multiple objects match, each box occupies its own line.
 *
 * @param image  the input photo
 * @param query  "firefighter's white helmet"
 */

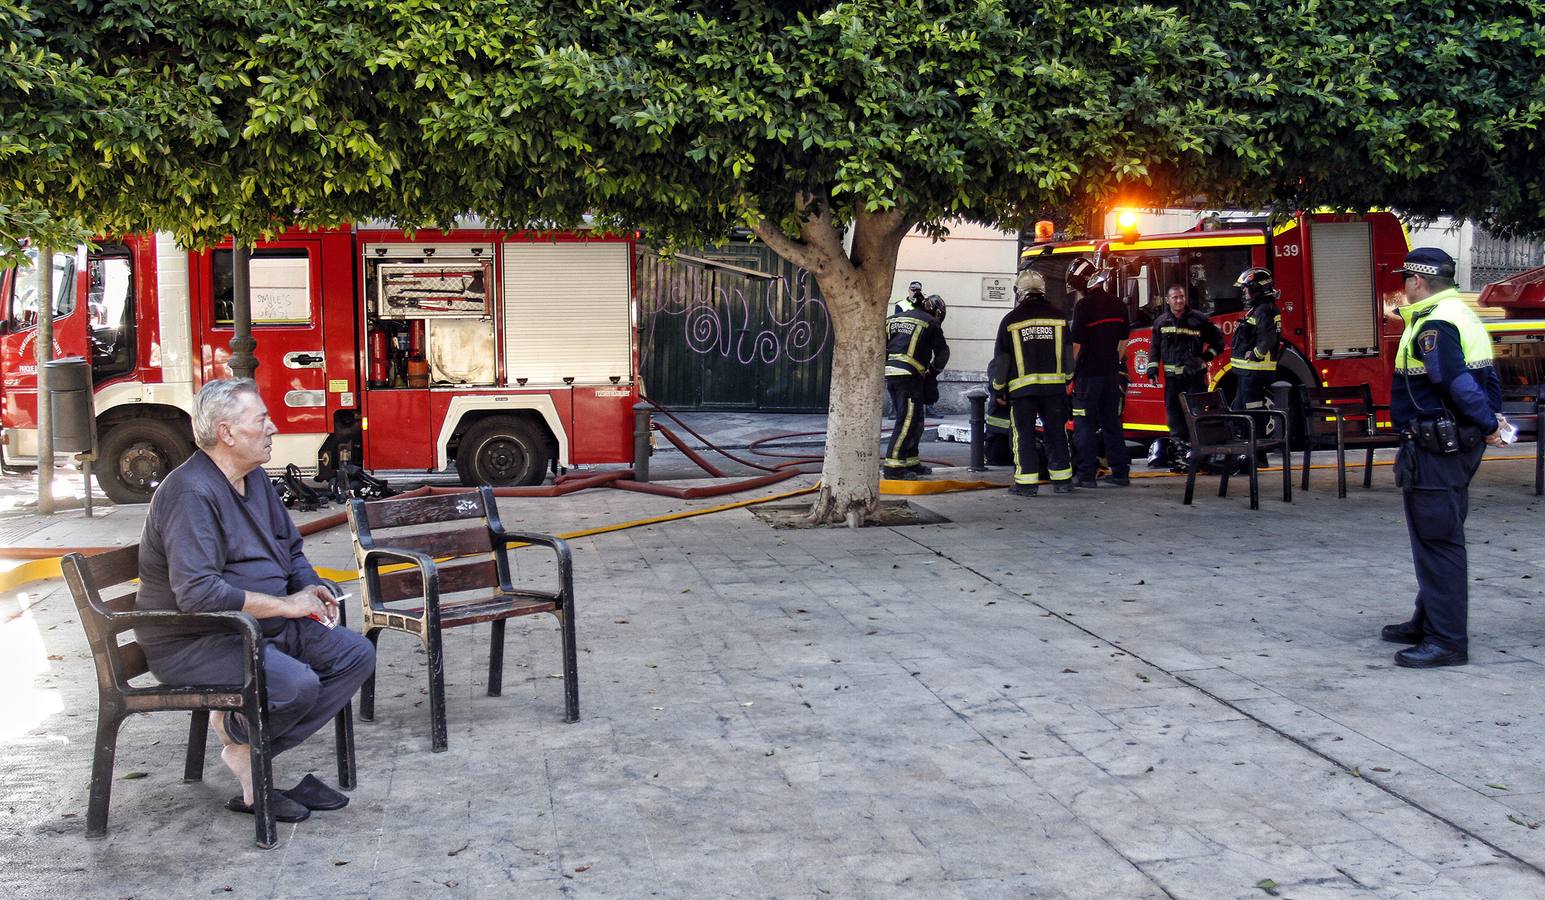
xmin=1015 ymin=268 xmax=1046 ymax=297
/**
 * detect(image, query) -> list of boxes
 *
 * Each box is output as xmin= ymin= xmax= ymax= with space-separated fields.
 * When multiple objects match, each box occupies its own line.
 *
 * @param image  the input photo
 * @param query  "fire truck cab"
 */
xmin=0 ymin=227 xmax=637 ymax=502
xmin=1023 ymin=211 xmax=1545 ymax=442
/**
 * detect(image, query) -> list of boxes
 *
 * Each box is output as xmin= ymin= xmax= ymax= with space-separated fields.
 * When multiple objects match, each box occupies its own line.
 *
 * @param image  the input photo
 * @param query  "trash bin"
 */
xmin=45 ymin=357 xmax=94 ymax=453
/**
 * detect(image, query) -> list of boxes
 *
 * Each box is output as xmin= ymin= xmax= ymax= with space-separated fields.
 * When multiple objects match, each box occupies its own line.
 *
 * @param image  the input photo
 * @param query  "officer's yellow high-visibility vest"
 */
xmin=1395 ymin=288 xmax=1492 ymax=376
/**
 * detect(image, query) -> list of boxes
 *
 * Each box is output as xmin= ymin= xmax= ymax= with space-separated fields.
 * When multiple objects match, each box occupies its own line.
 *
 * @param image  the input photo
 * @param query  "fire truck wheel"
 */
xmin=98 ymin=419 xmax=192 ymax=504
xmin=457 ymin=416 xmax=550 ymax=487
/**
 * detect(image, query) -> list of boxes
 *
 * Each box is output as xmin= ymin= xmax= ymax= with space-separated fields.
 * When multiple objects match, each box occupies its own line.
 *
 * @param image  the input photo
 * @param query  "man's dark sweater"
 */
xmin=136 ymin=450 xmax=322 ymax=657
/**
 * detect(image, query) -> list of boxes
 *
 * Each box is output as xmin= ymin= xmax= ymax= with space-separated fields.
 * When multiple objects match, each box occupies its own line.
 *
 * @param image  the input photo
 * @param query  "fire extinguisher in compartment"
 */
xmin=406 ymin=320 xmax=429 ymax=388
xmin=367 ymin=325 xmax=389 ymax=389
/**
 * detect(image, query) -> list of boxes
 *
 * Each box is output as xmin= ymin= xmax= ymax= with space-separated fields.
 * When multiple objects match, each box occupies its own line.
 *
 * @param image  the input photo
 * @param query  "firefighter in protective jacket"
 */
xmin=884 ymin=293 xmax=950 ymax=479
xmin=992 ymin=269 xmax=1074 ymax=496
xmin=1231 ymin=268 xmax=1283 ymax=411
xmin=1146 ymin=285 xmax=1225 ymax=470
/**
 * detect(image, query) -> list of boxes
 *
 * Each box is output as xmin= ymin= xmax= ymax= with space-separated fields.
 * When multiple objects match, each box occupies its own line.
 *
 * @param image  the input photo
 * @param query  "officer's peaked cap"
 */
xmin=1395 ymin=247 xmax=1456 ymax=279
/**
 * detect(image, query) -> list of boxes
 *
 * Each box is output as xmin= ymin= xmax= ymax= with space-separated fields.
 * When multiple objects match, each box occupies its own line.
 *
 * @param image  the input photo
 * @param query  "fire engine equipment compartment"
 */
xmin=363 ymin=243 xmax=496 ymax=389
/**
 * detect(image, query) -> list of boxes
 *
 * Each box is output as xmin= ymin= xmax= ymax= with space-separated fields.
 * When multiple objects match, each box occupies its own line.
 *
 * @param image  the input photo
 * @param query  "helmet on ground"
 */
xmin=1016 ymin=268 xmax=1047 ymax=298
xmin=1235 ymin=267 xmax=1280 ymax=303
xmin=920 ymin=293 xmax=947 ymax=321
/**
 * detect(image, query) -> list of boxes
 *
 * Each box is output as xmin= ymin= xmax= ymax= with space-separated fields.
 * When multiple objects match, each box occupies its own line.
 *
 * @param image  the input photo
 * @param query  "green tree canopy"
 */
xmin=4 ymin=0 xmax=1543 ymax=515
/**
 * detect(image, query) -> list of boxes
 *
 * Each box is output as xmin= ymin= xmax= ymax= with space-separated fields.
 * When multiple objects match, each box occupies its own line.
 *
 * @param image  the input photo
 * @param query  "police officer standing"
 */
xmin=894 ymin=280 xmax=925 ymax=315
xmin=883 ymin=293 xmax=949 ymax=480
xmin=1147 ymin=284 xmax=1225 ymax=471
xmin=1384 ymin=248 xmax=1508 ymax=668
xmin=992 ymin=269 xmax=1074 ymax=496
xmin=1067 ymin=260 xmax=1132 ymax=488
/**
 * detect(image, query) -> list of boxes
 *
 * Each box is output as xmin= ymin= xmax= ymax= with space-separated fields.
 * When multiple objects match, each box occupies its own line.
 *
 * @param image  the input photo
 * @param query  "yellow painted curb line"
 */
xmin=880 ymin=478 xmax=1004 ymax=494
xmin=0 ymin=556 xmax=64 ymax=595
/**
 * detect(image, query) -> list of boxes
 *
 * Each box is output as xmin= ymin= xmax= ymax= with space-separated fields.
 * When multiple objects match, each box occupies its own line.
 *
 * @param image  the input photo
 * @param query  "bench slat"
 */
xmin=364 ymin=526 xmax=492 ymax=561
xmin=362 ymin=493 xmax=488 ymax=530
xmin=376 ymin=558 xmax=500 ymax=603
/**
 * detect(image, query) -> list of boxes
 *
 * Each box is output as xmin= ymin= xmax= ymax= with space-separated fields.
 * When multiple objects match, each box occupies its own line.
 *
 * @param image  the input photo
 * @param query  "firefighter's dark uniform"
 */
xmin=1149 ymin=306 xmax=1225 ymax=456
xmin=983 ymin=356 xmax=1015 ymax=467
xmin=1390 ymin=286 xmax=1500 ymax=657
xmin=1230 ymin=297 xmax=1281 ymax=409
xmin=884 ymin=308 xmax=949 ymax=475
xmin=1070 ymin=286 xmax=1131 ymax=482
xmin=992 ymin=292 xmax=1072 ymax=487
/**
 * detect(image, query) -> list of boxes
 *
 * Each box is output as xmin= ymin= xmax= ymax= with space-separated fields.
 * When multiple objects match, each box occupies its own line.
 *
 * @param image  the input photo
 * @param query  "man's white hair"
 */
xmin=192 ymin=378 xmax=261 ymax=449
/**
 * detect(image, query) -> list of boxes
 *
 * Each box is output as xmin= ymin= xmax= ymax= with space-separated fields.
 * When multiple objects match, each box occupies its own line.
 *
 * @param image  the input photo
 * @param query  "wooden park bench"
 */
xmin=347 ymin=486 xmax=578 ymax=753
xmin=61 ymin=546 xmax=356 ymax=849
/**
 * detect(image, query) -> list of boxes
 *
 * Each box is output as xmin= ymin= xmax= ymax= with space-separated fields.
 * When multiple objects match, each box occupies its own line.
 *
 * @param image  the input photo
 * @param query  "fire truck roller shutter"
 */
xmin=96 ymin=410 xmax=194 ymax=504
xmin=456 ymin=414 xmax=552 ymax=487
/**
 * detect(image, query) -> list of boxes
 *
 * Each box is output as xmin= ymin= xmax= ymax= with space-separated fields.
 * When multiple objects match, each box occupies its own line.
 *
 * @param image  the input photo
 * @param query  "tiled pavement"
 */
xmin=2 ymin=445 xmax=1544 ymax=897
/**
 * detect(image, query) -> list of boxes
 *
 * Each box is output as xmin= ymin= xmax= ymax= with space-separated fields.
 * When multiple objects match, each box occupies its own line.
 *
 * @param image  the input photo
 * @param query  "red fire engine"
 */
xmin=0 ymin=226 xmax=638 ymax=502
xmin=1022 ymin=211 xmax=1545 ymax=441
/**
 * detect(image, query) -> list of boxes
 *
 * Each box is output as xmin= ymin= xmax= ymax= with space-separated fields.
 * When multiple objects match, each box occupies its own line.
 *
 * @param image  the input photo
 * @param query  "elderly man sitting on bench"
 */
xmin=134 ymin=378 xmax=375 ymax=823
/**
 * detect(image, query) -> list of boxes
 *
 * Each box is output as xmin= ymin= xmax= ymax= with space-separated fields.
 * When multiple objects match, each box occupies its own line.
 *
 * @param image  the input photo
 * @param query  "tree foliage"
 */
xmin=4 ymin=0 xmax=1543 ymax=514
xmin=6 ymin=0 xmax=1541 ymax=249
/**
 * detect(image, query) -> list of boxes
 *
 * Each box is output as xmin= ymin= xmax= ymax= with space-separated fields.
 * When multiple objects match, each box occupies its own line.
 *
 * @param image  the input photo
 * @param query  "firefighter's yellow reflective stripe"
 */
xmin=1232 ymin=357 xmax=1277 ymax=371
xmin=1009 ymin=413 xmax=1040 ymax=484
xmin=985 ymin=415 xmax=1009 ymax=429
xmin=1048 ymin=467 xmax=1073 ymax=480
xmin=1245 ymin=316 xmax=1257 ymax=325
xmin=1163 ymin=364 xmax=1188 ymax=374
xmin=1071 ymin=406 xmax=1086 ymax=416
xmin=885 ymin=393 xmax=919 ymax=468
xmin=886 ymin=364 xmax=916 ymax=376
xmin=1008 ymin=373 xmax=1068 ymax=390
xmin=1160 ymin=327 xmax=1201 ymax=337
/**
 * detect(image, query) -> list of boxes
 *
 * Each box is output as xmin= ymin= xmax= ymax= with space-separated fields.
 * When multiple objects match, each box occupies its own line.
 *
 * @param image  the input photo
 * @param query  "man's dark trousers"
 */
xmin=1163 ymin=370 xmax=1208 ymax=444
xmin=1010 ymin=394 xmax=1072 ymax=485
xmin=1073 ymin=374 xmax=1129 ymax=481
xmin=149 ymin=618 xmax=375 ymax=754
xmin=885 ymin=376 xmax=926 ymax=472
xmin=1398 ymin=440 xmax=1486 ymax=651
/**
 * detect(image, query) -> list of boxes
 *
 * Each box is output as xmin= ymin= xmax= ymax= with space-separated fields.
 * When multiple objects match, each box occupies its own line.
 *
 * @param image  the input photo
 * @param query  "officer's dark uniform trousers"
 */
xmin=1396 ymin=440 xmax=1485 ymax=651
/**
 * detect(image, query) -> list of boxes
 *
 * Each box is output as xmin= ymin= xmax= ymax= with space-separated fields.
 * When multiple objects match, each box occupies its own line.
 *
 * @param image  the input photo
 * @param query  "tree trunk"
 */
xmin=805 ymin=279 xmax=888 ymax=525
xmin=753 ymin=204 xmax=910 ymax=525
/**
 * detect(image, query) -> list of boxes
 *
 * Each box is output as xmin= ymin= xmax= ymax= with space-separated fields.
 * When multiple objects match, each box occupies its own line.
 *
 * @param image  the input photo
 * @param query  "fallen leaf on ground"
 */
xmin=1256 ymin=878 xmax=1279 ymax=896
xmin=119 ymin=772 xmax=148 ymax=780
xmin=1487 ymin=783 xmax=1509 ymax=790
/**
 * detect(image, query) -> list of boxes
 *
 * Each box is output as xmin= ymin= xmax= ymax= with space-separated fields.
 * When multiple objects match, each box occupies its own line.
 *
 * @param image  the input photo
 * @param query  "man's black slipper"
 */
xmin=281 ymin=774 xmax=350 ymax=811
xmin=225 ymin=792 xmax=311 ymax=823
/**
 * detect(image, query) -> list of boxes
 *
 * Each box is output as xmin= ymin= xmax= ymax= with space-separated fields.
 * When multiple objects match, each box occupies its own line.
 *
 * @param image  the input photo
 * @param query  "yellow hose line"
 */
xmin=312 ymin=483 xmax=821 ymax=583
